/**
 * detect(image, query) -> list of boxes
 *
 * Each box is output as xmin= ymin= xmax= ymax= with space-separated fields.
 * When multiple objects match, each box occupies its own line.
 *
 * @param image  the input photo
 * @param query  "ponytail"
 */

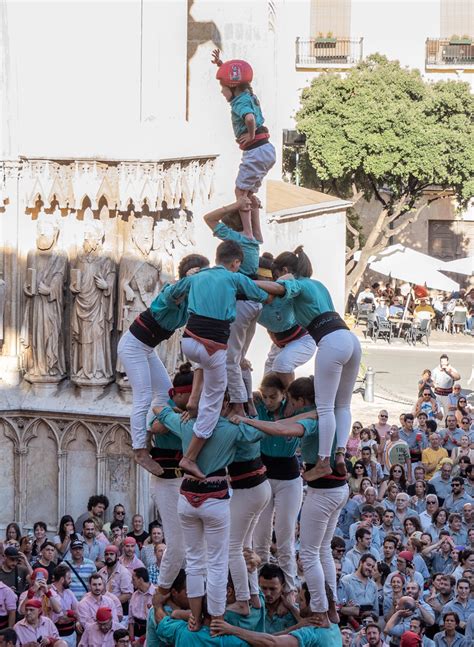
xmin=272 ymin=246 xmax=313 ymax=278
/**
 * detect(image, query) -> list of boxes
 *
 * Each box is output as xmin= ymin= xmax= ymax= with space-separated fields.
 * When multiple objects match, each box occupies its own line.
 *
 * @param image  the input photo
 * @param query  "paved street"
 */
xmin=350 ymin=329 xmax=473 ymax=425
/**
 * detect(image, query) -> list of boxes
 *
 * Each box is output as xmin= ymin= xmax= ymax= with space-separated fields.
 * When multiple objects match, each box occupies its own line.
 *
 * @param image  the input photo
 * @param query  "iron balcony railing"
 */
xmin=426 ymin=37 xmax=474 ymax=68
xmin=295 ymin=37 xmax=363 ymax=68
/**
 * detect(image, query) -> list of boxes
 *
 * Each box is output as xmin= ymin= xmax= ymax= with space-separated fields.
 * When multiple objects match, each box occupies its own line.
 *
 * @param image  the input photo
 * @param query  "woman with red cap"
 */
xmin=211 ymin=50 xmax=275 ymax=243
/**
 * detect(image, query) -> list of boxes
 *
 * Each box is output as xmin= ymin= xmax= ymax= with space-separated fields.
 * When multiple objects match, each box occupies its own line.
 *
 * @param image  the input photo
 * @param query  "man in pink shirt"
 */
xmin=78 ymin=606 xmax=122 ymax=647
xmin=14 ymin=598 xmax=68 ymax=646
xmin=119 ymin=538 xmax=145 ymax=575
xmin=99 ymin=546 xmax=133 ymax=615
xmin=129 ymin=567 xmax=155 ymax=642
xmin=77 ymin=573 xmax=122 ymax=629
xmin=0 ymin=582 xmax=16 ymax=630
xmin=50 ymin=564 xmax=79 ymax=647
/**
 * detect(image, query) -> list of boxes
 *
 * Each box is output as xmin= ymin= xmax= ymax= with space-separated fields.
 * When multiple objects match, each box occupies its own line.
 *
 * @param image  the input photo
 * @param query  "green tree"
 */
xmin=293 ymin=54 xmax=474 ymax=299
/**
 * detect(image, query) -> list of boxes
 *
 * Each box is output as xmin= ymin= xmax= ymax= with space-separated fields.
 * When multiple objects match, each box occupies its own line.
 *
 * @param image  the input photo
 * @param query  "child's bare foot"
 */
xmin=334 ymin=450 xmax=347 ymax=476
xmin=246 ymin=400 xmax=257 ymax=417
xmin=226 ymin=600 xmax=250 ymax=615
xmin=250 ymin=594 xmax=261 ymax=609
xmin=134 ymin=449 xmax=164 ymax=477
xmin=327 ymin=603 xmax=339 ymax=624
xmin=303 ymin=457 xmax=331 ymax=482
xmin=179 ymin=457 xmax=205 ymax=480
xmin=186 ymin=400 xmax=199 ymax=418
xmin=227 ymin=402 xmax=246 ymax=417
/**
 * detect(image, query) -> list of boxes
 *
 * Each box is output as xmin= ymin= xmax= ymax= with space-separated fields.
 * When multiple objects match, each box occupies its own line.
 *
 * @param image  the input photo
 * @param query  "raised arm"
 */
xmin=203 ymin=198 xmax=250 ymax=231
xmin=211 ymin=618 xmax=299 ymax=646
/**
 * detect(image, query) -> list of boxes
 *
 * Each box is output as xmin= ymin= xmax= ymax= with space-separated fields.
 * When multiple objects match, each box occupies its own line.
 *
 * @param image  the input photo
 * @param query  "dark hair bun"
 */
xmin=178 ymin=362 xmax=192 ymax=374
xmin=294 ymin=245 xmax=304 ymax=254
xmin=261 ymin=252 xmax=274 ymax=260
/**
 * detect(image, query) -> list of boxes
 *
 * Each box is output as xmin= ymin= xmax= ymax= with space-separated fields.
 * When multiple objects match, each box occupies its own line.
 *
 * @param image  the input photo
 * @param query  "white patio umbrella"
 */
xmin=354 ymin=244 xmax=460 ymax=292
xmin=441 ymin=256 xmax=474 ymax=276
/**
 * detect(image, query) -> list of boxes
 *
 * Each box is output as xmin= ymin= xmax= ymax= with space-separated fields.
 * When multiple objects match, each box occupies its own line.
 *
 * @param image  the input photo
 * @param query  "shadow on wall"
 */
xmin=187 ymin=0 xmax=222 ymax=120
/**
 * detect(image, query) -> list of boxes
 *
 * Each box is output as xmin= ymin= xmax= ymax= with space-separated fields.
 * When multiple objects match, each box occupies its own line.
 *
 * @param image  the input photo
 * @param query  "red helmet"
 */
xmin=216 ymin=60 xmax=253 ymax=87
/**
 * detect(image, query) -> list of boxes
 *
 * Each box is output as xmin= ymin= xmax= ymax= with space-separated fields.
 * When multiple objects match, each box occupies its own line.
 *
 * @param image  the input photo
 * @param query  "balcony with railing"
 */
xmin=295 ymin=37 xmax=363 ymax=70
xmin=425 ymin=37 xmax=474 ymax=71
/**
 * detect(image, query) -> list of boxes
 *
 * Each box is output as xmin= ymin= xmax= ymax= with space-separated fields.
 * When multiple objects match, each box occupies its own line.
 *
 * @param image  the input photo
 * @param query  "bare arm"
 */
xmin=245 ymin=113 xmax=256 ymax=140
xmin=255 ymin=280 xmax=286 ymax=296
xmin=446 ymin=366 xmax=461 ymax=381
xmin=232 ymin=415 xmax=306 ymax=438
xmin=203 ymin=199 xmax=250 ymax=231
xmin=211 ymin=619 xmax=298 ymax=646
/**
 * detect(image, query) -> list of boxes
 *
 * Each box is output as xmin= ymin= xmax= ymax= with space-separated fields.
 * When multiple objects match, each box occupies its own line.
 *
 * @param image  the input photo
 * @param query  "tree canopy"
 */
xmin=292 ymin=55 xmax=474 ymax=294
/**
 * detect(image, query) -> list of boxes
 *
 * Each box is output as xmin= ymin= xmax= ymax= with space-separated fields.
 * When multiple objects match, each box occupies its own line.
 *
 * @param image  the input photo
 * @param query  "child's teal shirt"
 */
xmin=231 ymin=91 xmax=265 ymax=138
xmin=213 ymin=222 xmax=260 ymax=277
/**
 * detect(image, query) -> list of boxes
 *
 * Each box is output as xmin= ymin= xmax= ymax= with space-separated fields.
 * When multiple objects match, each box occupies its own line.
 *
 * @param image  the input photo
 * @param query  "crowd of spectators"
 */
xmin=0 ymin=356 xmax=473 ymax=646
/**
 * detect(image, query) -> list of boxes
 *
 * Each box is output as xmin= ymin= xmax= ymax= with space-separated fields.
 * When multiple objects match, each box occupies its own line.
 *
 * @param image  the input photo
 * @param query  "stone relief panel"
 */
xmin=23 ymin=420 xmax=59 ymax=528
xmin=62 ymin=422 xmax=98 ymax=522
xmin=101 ymin=426 xmax=137 ymax=517
xmin=0 ymin=414 xmax=135 ymax=531
xmin=0 ymin=422 xmax=18 ymax=524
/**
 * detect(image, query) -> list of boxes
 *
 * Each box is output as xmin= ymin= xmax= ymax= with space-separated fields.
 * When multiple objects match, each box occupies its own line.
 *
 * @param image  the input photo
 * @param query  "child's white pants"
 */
xmin=264 ymin=334 xmax=316 ymax=375
xmin=181 ymin=337 xmax=227 ymax=439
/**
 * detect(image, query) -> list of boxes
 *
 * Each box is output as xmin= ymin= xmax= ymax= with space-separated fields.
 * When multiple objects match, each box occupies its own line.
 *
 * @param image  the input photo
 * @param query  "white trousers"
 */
xmin=59 ymin=633 xmax=77 ymax=647
xmin=177 ymin=495 xmax=230 ymax=618
xmin=253 ymin=477 xmax=303 ymax=592
xmin=229 ymin=480 xmax=272 ymax=600
xmin=181 ymin=338 xmax=227 ymax=439
xmin=315 ymin=329 xmax=362 ymax=457
xmin=264 ymin=334 xmax=317 ymax=375
xmin=226 ymin=301 xmax=262 ymax=403
xmin=117 ymin=331 xmax=172 ymax=449
xmin=150 ymin=476 xmax=185 ymax=589
xmin=300 ymin=484 xmax=349 ymax=612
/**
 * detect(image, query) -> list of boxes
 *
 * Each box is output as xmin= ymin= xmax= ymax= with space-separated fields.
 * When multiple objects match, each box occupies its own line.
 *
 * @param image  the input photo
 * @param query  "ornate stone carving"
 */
xmin=70 ymin=210 xmax=116 ymax=387
xmin=116 ymin=215 xmax=162 ymax=378
xmin=20 ymin=210 xmax=67 ymax=383
xmin=108 ymin=456 xmax=131 ymax=491
xmin=16 ymin=157 xmax=216 ymax=211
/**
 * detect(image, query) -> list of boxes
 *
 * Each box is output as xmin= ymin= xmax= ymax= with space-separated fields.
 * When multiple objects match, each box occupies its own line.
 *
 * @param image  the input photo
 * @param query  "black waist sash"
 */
xmin=306 ymin=311 xmax=348 ymax=344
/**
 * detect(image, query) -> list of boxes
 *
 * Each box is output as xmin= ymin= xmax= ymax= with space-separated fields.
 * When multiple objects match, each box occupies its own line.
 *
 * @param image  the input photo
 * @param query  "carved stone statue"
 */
xmin=20 ymin=211 xmax=67 ymax=383
xmin=70 ymin=212 xmax=116 ymax=387
xmin=116 ymin=216 xmax=162 ymax=376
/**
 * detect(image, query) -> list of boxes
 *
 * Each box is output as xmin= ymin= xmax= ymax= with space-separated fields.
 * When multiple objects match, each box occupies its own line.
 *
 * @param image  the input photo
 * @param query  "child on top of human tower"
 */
xmin=212 ymin=49 xmax=276 ymax=243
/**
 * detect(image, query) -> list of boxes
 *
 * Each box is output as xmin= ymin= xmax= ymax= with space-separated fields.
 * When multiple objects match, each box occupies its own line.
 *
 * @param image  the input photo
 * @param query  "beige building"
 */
xmin=277 ymin=0 xmax=473 ymax=265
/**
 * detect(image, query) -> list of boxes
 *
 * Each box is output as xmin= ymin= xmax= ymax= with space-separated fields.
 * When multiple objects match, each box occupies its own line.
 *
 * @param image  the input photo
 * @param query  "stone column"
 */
xmin=0 ymin=163 xmax=21 ymax=385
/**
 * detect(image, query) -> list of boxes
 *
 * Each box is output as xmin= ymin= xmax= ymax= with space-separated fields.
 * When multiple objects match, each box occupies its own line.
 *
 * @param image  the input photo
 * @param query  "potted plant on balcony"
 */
xmin=314 ymin=31 xmax=337 ymax=48
xmin=449 ymin=34 xmax=472 ymax=45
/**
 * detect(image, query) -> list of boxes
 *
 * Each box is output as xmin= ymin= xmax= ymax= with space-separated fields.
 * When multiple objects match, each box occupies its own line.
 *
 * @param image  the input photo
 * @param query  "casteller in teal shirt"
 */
xmin=290 ymin=622 xmax=342 ymax=647
xmin=170 ymin=266 xmax=268 ymax=323
xmin=231 ymin=91 xmax=265 ymax=139
xmin=150 ymin=616 xmax=250 ymax=646
xmin=157 ymin=406 xmax=262 ymax=475
xmin=213 ymin=222 xmax=260 ymax=277
xmin=277 ymin=277 xmax=335 ymax=328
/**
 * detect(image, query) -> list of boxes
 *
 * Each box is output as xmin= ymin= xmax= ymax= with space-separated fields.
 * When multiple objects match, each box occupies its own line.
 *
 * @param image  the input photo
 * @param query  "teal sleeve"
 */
xmin=146 ymin=608 xmax=165 ymax=647
xmin=296 ymin=419 xmax=318 ymax=436
xmin=236 ymin=274 xmax=268 ymax=302
xmin=156 ymin=617 xmax=184 ymax=646
xmin=166 ymin=276 xmax=191 ymax=300
xmin=157 ymin=407 xmax=187 ymax=439
xmin=233 ymin=93 xmax=256 ymax=119
xmin=276 ymin=279 xmax=302 ymax=299
xmin=237 ymin=422 xmax=265 ymax=443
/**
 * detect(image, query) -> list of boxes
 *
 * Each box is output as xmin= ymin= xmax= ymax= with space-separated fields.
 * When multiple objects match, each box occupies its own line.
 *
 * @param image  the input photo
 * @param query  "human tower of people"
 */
xmin=116 ymin=51 xmax=361 ymax=646
xmin=0 ymin=53 xmax=361 ymax=647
